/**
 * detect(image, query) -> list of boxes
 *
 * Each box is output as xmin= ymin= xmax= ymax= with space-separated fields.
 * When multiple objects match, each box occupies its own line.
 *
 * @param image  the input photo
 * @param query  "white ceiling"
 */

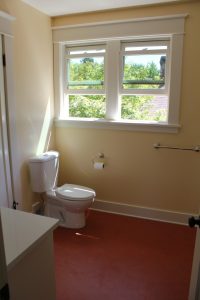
xmin=22 ymin=0 xmax=183 ymax=17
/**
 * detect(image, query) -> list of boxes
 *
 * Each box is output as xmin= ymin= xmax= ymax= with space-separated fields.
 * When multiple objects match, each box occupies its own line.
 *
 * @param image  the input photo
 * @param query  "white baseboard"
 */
xmin=91 ymin=199 xmax=195 ymax=226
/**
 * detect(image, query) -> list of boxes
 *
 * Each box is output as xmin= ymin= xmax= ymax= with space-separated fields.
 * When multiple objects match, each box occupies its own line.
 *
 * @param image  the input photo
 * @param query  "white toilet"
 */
xmin=28 ymin=151 xmax=96 ymax=228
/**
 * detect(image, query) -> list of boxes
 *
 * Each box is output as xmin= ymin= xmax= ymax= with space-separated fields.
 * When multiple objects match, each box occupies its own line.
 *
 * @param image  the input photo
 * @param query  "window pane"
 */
xmin=124 ymin=45 xmax=167 ymax=51
xmin=123 ymin=55 xmax=166 ymax=89
xmin=67 ymin=45 xmax=106 ymax=55
xmin=69 ymin=95 xmax=106 ymax=118
xmin=121 ymin=95 xmax=168 ymax=121
xmin=69 ymin=49 xmax=105 ymax=55
xmin=67 ymin=57 xmax=104 ymax=90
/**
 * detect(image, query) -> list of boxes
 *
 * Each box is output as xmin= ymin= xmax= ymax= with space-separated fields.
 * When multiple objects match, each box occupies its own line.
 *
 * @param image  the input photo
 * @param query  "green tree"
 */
xmin=121 ymin=95 xmax=153 ymax=120
xmin=81 ymin=57 xmax=94 ymax=63
xmin=69 ymin=95 xmax=105 ymax=118
xmin=69 ymin=58 xmax=104 ymax=89
xmin=147 ymin=62 xmax=160 ymax=80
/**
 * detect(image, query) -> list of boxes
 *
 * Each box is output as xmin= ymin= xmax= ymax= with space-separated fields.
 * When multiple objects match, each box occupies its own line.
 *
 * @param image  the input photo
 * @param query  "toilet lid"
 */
xmin=55 ymin=184 xmax=96 ymax=201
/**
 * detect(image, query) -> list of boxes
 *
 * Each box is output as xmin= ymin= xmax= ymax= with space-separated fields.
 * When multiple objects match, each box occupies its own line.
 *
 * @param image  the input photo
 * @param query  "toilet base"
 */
xmin=45 ymin=202 xmax=86 ymax=229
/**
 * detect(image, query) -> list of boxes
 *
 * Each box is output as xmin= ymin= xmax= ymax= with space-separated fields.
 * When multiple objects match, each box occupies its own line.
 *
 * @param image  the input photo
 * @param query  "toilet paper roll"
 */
xmin=94 ymin=161 xmax=104 ymax=169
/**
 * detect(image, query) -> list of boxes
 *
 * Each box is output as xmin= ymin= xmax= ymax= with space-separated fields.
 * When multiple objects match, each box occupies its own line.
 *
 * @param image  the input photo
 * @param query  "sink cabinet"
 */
xmin=0 ymin=208 xmax=59 ymax=300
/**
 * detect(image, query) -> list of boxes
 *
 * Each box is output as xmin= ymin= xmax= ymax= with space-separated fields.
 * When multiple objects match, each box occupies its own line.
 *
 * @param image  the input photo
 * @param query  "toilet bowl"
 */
xmin=45 ymin=184 xmax=95 ymax=228
xmin=28 ymin=151 xmax=96 ymax=228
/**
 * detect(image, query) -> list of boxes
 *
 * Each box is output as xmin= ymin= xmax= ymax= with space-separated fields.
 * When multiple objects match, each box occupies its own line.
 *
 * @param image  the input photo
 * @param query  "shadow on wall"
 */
xmin=36 ymin=99 xmax=54 ymax=155
xmin=21 ymin=99 xmax=55 ymax=211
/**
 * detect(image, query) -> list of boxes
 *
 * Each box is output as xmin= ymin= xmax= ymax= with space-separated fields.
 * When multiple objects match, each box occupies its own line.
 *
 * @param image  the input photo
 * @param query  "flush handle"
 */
xmin=188 ymin=216 xmax=200 ymax=228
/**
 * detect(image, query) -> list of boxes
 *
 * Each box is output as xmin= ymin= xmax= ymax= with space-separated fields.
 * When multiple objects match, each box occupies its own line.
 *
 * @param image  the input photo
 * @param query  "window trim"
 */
xmin=53 ymin=14 xmax=187 ymax=132
xmin=54 ymin=117 xmax=180 ymax=133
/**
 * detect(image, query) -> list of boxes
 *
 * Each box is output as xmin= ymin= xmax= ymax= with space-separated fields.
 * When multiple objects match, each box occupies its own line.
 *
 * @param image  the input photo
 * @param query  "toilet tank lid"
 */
xmin=29 ymin=151 xmax=59 ymax=163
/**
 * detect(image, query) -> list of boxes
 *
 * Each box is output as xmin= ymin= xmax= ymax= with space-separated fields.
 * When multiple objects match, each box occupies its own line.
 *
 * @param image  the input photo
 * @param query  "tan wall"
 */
xmin=51 ymin=1 xmax=198 ymax=27
xmin=0 ymin=1 xmax=55 ymax=211
xmin=54 ymin=1 xmax=200 ymax=215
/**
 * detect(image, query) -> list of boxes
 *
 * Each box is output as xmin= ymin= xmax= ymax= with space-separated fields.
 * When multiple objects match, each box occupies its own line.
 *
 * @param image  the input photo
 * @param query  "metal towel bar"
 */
xmin=153 ymin=143 xmax=200 ymax=152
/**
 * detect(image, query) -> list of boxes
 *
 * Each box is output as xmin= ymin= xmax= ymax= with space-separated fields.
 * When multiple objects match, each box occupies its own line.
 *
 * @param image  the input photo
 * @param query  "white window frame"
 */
xmin=65 ymin=44 xmax=106 ymax=95
xmin=53 ymin=14 xmax=187 ymax=133
xmin=64 ymin=44 xmax=106 ymax=118
xmin=120 ymin=40 xmax=170 ymax=95
xmin=119 ymin=39 xmax=170 ymax=122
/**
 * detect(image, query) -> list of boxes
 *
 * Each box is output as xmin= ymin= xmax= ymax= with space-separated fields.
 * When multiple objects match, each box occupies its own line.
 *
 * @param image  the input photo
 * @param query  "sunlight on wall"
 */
xmin=36 ymin=99 xmax=52 ymax=155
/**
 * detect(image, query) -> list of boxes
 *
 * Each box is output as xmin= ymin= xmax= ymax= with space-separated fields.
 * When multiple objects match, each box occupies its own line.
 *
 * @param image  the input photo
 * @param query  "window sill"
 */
xmin=54 ymin=118 xmax=180 ymax=133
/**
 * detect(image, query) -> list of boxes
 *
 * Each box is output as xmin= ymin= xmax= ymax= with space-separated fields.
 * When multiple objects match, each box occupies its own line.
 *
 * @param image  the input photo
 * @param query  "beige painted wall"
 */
xmin=0 ymin=1 xmax=55 ymax=211
xmin=54 ymin=1 xmax=200 ymax=215
xmin=51 ymin=1 xmax=198 ymax=27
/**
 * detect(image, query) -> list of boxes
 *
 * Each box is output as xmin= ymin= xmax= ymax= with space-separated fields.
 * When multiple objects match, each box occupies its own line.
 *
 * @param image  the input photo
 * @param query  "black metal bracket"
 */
xmin=12 ymin=201 xmax=19 ymax=210
xmin=188 ymin=216 xmax=200 ymax=228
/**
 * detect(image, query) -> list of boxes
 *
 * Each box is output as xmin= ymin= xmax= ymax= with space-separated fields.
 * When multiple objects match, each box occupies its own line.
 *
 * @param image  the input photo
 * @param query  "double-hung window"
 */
xmin=120 ymin=40 xmax=169 ymax=122
xmin=65 ymin=45 xmax=106 ymax=118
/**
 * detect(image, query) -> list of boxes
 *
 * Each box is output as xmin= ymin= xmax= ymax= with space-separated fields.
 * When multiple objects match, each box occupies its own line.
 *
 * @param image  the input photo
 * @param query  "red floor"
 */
xmin=54 ymin=210 xmax=196 ymax=300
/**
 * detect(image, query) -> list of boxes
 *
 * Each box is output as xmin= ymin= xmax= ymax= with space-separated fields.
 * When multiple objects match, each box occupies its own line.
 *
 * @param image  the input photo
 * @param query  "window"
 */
xmin=65 ymin=45 xmax=106 ymax=118
xmin=120 ymin=41 xmax=169 ymax=122
xmin=53 ymin=14 xmax=185 ymax=132
xmin=64 ymin=40 xmax=170 ymax=122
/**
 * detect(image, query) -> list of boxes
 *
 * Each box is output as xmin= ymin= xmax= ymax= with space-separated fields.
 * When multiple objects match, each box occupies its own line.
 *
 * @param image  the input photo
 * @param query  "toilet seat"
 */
xmin=55 ymin=184 xmax=96 ymax=201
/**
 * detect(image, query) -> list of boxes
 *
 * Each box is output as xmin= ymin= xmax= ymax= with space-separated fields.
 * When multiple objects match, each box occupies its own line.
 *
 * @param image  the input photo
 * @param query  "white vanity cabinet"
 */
xmin=0 ymin=208 xmax=59 ymax=300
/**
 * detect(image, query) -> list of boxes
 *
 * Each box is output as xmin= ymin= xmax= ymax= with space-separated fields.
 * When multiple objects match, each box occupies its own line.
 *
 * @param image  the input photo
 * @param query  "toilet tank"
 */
xmin=28 ymin=151 xmax=59 ymax=193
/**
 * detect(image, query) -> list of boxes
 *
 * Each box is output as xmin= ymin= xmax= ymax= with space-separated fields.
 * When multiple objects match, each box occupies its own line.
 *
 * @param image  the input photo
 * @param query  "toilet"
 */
xmin=28 ymin=151 xmax=96 ymax=228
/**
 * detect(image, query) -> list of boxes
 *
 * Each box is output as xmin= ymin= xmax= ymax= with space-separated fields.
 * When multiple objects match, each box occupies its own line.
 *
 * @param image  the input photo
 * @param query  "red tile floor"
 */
xmin=54 ymin=210 xmax=196 ymax=300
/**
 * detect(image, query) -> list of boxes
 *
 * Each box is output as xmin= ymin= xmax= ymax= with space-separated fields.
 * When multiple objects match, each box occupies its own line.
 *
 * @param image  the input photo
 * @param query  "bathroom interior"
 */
xmin=0 ymin=0 xmax=200 ymax=299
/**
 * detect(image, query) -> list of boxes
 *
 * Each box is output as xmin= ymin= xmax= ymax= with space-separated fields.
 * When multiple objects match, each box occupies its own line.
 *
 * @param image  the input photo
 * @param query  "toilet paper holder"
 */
xmin=92 ymin=153 xmax=105 ymax=169
xmin=97 ymin=152 xmax=104 ymax=159
xmin=92 ymin=152 xmax=104 ymax=160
